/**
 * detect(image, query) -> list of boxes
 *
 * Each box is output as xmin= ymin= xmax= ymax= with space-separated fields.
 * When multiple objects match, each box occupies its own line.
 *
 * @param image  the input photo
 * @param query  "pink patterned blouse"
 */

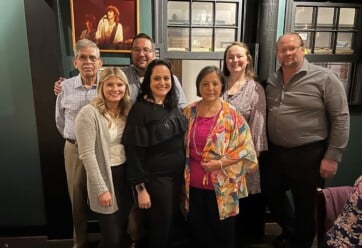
xmin=183 ymin=100 xmax=257 ymax=220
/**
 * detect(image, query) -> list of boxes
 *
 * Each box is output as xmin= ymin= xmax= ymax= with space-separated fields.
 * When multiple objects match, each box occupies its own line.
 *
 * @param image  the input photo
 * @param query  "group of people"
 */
xmin=80 ymin=5 xmax=125 ymax=50
xmin=55 ymin=32 xmax=351 ymax=248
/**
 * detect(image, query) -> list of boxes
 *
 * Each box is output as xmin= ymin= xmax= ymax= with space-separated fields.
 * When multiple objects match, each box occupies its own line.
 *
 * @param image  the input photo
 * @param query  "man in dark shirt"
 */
xmin=262 ymin=32 xmax=350 ymax=248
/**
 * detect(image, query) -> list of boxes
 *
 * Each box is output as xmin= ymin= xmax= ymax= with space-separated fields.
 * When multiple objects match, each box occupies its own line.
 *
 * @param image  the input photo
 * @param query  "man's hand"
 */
xmin=320 ymin=158 xmax=338 ymax=179
xmin=54 ymin=77 xmax=66 ymax=96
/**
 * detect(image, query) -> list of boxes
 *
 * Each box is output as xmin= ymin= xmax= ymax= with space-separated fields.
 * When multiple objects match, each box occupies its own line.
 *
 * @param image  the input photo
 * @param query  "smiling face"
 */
xmin=102 ymin=76 xmax=127 ymax=105
xmin=131 ymin=38 xmax=156 ymax=71
xmin=276 ymin=34 xmax=305 ymax=70
xmin=198 ymin=71 xmax=223 ymax=104
xmin=149 ymin=65 xmax=172 ymax=103
xmin=226 ymin=45 xmax=249 ymax=75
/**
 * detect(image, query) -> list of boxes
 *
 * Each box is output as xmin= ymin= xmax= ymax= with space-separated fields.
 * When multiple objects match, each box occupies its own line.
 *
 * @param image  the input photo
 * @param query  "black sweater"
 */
xmin=122 ymin=100 xmax=187 ymax=185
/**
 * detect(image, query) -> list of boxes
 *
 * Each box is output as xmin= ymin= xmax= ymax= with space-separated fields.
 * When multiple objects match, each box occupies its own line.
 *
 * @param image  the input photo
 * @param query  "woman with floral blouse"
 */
xmin=182 ymin=65 xmax=257 ymax=248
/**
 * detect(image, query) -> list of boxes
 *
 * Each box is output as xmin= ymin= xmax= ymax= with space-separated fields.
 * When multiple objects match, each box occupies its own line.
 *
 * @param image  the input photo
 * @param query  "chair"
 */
xmin=315 ymin=186 xmax=353 ymax=248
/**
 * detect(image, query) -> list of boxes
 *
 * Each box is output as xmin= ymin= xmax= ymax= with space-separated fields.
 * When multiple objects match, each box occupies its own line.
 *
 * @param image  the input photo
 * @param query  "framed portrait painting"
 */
xmin=70 ymin=0 xmax=139 ymax=53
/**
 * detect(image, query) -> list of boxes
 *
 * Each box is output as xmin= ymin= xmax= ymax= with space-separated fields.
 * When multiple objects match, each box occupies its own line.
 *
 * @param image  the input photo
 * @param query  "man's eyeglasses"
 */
xmin=131 ymin=47 xmax=154 ymax=54
xmin=277 ymin=46 xmax=302 ymax=55
xmin=77 ymin=55 xmax=99 ymax=62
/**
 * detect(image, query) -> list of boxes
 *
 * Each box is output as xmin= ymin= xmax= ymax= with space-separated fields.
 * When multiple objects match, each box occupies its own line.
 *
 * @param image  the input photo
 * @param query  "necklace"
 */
xmin=192 ymin=110 xmax=219 ymax=186
xmin=192 ymin=110 xmax=218 ymax=156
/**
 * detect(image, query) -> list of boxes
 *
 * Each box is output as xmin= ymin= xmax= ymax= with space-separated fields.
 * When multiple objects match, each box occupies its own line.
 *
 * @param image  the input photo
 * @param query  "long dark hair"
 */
xmin=138 ymin=59 xmax=178 ymax=110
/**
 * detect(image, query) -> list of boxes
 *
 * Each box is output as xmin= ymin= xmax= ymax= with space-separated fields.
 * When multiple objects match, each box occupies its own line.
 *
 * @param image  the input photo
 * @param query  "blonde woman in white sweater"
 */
xmin=75 ymin=67 xmax=132 ymax=247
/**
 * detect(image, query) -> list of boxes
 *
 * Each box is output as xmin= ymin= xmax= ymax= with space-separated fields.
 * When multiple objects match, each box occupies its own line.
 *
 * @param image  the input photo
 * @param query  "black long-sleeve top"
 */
xmin=122 ymin=99 xmax=187 ymax=185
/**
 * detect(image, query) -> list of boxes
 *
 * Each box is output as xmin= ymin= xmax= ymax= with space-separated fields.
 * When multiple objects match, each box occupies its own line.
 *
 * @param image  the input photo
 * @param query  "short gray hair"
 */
xmin=73 ymin=39 xmax=100 ymax=58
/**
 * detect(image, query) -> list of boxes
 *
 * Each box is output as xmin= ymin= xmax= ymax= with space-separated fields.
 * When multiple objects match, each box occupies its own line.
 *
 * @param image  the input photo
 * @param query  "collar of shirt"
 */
xmin=74 ymin=74 xmax=98 ymax=90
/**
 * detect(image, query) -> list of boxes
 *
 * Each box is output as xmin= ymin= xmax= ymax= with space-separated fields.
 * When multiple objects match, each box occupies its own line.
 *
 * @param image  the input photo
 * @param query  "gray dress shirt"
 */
xmin=266 ymin=59 xmax=350 ymax=162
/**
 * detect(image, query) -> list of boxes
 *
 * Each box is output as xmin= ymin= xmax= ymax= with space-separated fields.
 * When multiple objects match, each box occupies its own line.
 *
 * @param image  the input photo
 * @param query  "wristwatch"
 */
xmin=135 ymin=183 xmax=145 ymax=192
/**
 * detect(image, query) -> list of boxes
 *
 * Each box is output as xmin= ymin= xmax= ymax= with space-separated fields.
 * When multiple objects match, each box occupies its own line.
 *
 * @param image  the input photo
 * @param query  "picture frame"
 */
xmin=70 ymin=0 xmax=139 ymax=53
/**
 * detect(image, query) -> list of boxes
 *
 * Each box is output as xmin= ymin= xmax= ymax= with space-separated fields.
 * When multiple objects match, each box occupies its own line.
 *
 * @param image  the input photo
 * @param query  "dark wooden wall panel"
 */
xmin=24 ymin=0 xmax=72 ymax=239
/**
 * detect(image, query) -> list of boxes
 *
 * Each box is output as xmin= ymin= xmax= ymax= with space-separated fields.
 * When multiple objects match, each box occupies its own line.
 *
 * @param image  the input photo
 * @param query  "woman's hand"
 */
xmin=137 ymin=190 xmax=151 ymax=209
xmin=98 ymin=191 xmax=113 ymax=208
xmin=200 ymin=159 xmax=222 ymax=172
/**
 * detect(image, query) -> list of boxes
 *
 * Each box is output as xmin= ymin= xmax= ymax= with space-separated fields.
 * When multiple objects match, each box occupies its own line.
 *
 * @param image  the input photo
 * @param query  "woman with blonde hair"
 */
xmin=75 ymin=67 xmax=132 ymax=247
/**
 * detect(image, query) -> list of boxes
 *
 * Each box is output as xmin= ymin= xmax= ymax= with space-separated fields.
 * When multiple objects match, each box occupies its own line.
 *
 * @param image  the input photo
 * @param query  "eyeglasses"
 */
xmin=77 ymin=55 xmax=99 ymax=62
xmin=131 ymin=47 xmax=154 ymax=54
xmin=277 ymin=46 xmax=302 ymax=55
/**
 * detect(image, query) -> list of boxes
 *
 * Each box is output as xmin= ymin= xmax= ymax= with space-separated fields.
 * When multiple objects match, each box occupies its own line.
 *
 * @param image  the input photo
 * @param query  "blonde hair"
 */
xmin=91 ymin=67 xmax=131 ymax=125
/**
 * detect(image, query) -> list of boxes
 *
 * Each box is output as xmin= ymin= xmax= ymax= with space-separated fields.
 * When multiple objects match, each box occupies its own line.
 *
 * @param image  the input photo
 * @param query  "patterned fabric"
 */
xmin=222 ymin=79 xmax=267 ymax=194
xmin=326 ymin=175 xmax=362 ymax=247
xmin=222 ymin=79 xmax=267 ymax=153
xmin=55 ymin=74 xmax=97 ymax=140
xmin=183 ymin=100 xmax=257 ymax=220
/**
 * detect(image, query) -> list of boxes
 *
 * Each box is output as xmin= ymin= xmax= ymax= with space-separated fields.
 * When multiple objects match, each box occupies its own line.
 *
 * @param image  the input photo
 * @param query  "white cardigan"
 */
xmin=75 ymin=104 xmax=125 ymax=214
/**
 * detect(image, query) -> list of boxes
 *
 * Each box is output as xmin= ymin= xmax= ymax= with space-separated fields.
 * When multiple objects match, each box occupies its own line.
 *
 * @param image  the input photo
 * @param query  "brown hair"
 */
xmin=222 ymin=42 xmax=256 ymax=80
xmin=105 ymin=5 xmax=120 ymax=23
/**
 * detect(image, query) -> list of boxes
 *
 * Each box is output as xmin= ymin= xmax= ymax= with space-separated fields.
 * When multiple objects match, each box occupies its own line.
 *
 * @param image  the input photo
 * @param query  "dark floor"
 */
xmin=46 ymin=223 xmax=317 ymax=248
xmin=47 ymin=231 xmax=279 ymax=248
xmin=0 ymin=223 xmax=317 ymax=248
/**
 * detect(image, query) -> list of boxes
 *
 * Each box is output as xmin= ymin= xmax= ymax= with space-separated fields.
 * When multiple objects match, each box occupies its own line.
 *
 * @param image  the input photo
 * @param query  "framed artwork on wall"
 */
xmin=70 ymin=0 xmax=139 ymax=53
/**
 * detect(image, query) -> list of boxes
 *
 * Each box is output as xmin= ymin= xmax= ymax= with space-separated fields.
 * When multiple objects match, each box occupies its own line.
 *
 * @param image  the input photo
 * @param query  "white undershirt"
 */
xmin=107 ymin=115 xmax=126 ymax=167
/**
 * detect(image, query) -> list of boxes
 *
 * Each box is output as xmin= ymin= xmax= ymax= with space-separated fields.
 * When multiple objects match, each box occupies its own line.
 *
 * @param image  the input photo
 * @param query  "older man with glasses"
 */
xmin=55 ymin=39 xmax=103 ymax=248
xmin=261 ymin=32 xmax=350 ymax=248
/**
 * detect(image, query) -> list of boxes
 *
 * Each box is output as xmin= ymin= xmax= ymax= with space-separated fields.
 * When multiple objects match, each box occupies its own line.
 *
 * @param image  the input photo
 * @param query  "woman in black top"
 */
xmin=122 ymin=59 xmax=187 ymax=248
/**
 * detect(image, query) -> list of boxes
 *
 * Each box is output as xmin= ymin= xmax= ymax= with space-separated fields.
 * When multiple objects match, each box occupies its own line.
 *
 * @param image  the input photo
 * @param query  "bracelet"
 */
xmin=218 ymin=159 xmax=223 ymax=170
xmin=135 ymin=183 xmax=145 ymax=192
